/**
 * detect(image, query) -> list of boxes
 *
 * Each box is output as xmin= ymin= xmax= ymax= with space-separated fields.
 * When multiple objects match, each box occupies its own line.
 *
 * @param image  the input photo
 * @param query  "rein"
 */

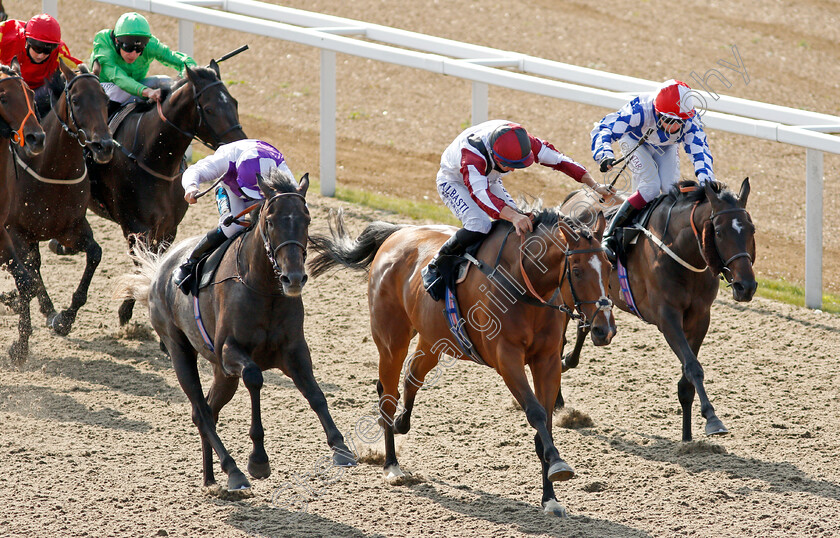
xmin=0 ymin=76 xmax=37 ymax=147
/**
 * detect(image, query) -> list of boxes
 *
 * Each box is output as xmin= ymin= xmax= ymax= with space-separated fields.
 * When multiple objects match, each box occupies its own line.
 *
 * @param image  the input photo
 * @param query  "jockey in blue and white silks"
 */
xmin=174 ymin=139 xmax=294 ymax=293
xmin=592 ymin=80 xmax=716 ymax=264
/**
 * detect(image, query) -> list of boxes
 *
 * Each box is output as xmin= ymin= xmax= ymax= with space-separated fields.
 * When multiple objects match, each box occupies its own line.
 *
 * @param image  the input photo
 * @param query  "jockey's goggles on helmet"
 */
xmin=26 ymin=38 xmax=58 ymax=55
xmin=658 ymin=113 xmax=685 ymax=127
xmin=117 ymin=36 xmax=149 ymax=54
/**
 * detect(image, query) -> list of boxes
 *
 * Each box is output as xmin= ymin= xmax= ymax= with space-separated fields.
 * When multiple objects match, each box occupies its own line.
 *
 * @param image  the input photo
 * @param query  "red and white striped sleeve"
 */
xmin=532 ymin=137 xmax=588 ymax=182
xmin=459 ymin=147 xmax=507 ymax=219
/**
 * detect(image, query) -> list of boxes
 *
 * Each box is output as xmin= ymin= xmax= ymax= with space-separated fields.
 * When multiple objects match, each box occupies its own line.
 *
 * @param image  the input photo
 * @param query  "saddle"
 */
xmin=614 ymin=195 xmax=665 ymax=266
xmin=187 ymin=230 xmax=246 ymax=296
xmin=421 ymin=235 xmax=484 ymax=302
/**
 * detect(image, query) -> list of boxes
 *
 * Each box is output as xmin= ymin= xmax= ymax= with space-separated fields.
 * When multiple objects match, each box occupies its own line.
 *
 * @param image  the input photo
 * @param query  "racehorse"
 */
xmin=87 ymin=62 xmax=246 ymax=326
xmin=558 ymin=178 xmax=756 ymax=441
xmin=0 ymin=59 xmax=46 ymax=363
xmin=309 ymin=208 xmax=616 ymax=517
xmin=115 ymin=168 xmax=356 ymax=492
xmin=1 ymin=61 xmax=112 ymax=343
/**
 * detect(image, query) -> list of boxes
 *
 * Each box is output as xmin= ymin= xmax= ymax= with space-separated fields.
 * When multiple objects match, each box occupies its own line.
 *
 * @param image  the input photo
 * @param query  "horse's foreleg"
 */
xmin=498 ymin=348 xmax=573 ymax=484
xmin=659 ymin=309 xmax=726 ymax=441
xmin=393 ymin=337 xmax=440 ymax=435
xmin=169 ymin=336 xmax=249 ymax=491
xmin=220 ymin=339 xmax=271 ymax=479
xmin=0 ymin=234 xmax=34 ymax=364
xmin=282 ymin=343 xmax=356 ymax=468
xmin=204 ymin=366 xmax=240 ymax=485
xmin=49 ymin=231 xmax=102 ymax=336
xmin=531 ymin=354 xmax=570 ymax=517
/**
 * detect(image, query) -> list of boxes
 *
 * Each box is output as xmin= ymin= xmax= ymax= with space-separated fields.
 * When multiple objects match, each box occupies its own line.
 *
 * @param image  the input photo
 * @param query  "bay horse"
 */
xmin=0 ymin=59 xmax=46 ymax=363
xmin=115 ymin=169 xmax=356 ymax=492
xmin=1 ymin=61 xmax=113 ymax=344
xmin=559 ymin=178 xmax=756 ymax=441
xmin=87 ymin=62 xmax=246 ymax=326
xmin=309 ymin=208 xmax=616 ymax=517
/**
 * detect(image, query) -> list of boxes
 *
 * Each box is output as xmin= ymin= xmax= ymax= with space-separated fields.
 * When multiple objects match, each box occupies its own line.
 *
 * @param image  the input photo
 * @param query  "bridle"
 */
xmin=690 ymin=202 xmax=754 ymax=284
xmin=156 ymin=78 xmax=242 ymax=150
xmin=49 ymin=72 xmax=102 ymax=149
xmin=0 ymin=75 xmax=37 ymax=147
xmin=481 ymin=224 xmax=613 ymax=326
xmin=258 ymin=191 xmax=308 ymax=282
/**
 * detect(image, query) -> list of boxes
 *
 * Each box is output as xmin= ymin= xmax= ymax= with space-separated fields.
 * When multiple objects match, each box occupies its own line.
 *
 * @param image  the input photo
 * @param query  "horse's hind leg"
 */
xmin=393 ymin=337 xmax=440 ymax=435
xmin=168 ymin=336 xmax=250 ymax=491
xmin=48 ymin=229 xmax=102 ymax=336
xmin=280 ymin=342 xmax=357 ymax=468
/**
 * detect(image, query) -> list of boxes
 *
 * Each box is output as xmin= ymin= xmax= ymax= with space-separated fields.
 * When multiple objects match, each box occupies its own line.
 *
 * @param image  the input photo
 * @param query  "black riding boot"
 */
xmin=173 ymin=227 xmax=229 ymax=294
xmin=422 ymin=228 xmax=485 ymax=300
xmin=602 ymin=199 xmax=643 ymax=265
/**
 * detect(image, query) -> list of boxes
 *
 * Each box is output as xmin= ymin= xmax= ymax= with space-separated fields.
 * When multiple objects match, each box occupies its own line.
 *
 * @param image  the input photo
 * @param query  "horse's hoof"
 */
xmin=547 ymin=460 xmax=575 ymax=482
xmin=8 ymin=340 xmax=28 ymax=365
xmin=383 ymin=464 xmax=406 ymax=485
xmin=48 ymin=239 xmax=65 ymax=255
xmin=332 ymin=448 xmax=357 ymax=467
xmin=705 ymin=419 xmax=729 ymax=436
xmin=118 ymin=300 xmax=134 ymax=326
xmin=247 ymin=457 xmax=271 ymax=479
xmin=48 ymin=312 xmax=73 ymax=337
xmin=226 ymin=470 xmax=251 ymax=491
xmin=543 ymin=499 xmax=568 ymax=518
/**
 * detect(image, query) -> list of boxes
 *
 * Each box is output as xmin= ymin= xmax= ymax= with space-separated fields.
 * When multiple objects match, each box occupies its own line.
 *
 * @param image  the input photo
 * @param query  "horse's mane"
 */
xmin=532 ymin=207 xmax=593 ymax=241
xmin=0 ymin=64 xmax=18 ymax=77
xmin=666 ymin=179 xmax=737 ymax=205
xmin=260 ymin=167 xmax=299 ymax=194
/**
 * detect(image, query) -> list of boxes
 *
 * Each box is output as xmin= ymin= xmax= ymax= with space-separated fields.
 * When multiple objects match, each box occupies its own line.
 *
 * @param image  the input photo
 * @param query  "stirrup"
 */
xmin=173 ymin=262 xmax=196 ymax=294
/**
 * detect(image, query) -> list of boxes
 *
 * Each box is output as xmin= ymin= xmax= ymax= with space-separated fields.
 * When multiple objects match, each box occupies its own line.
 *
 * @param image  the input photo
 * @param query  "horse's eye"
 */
xmin=203 ymin=107 xmax=214 ymax=115
xmin=572 ymin=267 xmax=582 ymax=278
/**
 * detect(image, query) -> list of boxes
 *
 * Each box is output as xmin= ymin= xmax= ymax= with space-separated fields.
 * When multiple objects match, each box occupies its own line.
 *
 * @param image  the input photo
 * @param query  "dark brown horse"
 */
xmin=559 ymin=178 xmax=756 ymax=441
xmin=116 ymin=169 xmax=356 ymax=492
xmin=88 ymin=63 xmax=246 ymax=326
xmin=309 ymin=209 xmax=616 ymax=517
xmin=1 ymin=61 xmax=112 ymax=344
xmin=0 ymin=60 xmax=46 ymax=363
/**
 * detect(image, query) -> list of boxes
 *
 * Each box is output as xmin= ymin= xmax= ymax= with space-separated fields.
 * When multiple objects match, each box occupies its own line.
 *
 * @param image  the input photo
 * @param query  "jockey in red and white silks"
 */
xmin=437 ymin=119 xmax=608 ymax=235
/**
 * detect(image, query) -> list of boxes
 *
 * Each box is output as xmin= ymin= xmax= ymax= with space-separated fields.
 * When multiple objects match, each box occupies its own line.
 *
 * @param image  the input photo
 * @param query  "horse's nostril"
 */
xmin=280 ymin=275 xmax=291 ymax=284
xmin=301 ymin=274 xmax=308 ymax=286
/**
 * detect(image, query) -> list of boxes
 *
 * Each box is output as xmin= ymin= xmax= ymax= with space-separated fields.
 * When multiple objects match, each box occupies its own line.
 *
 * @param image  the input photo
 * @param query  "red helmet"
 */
xmin=489 ymin=123 xmax=534 ymax=169
xmin=25 ymin=14 xmax=62 ymax=44
xmin=654 ymin=80 xmax=696 ymax=120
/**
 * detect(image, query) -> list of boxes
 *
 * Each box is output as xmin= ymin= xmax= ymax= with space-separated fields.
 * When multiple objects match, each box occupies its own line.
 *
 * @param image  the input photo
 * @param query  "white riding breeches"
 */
xmin=618 ymin=134 xmax=680 ymax=203
xmin=101 ymin=75 xmax=172 ymax=104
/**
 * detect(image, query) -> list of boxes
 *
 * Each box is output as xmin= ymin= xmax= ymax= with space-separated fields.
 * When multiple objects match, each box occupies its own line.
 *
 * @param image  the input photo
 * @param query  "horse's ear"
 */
xmin=78 ymin=63 xmax=90 ymax=75
xmin=737 ymin=177 xmax=750 ymax=208
xmin=594 ymin=211 xmax=606 ymax=241
xmin=208 ymin=59 xmax=220 ymax=78
xmin=256 ymin=172 xmax=269 ymax=197
xmin=297 ymin=173 xmax=309 ymax=196
xmin=9 ymin=56 xmax=20 ymax=75
xmin=184 ymin=64 xmax=198 ymax=86
xmin=58 ymin=57 xmax=74 ymax=81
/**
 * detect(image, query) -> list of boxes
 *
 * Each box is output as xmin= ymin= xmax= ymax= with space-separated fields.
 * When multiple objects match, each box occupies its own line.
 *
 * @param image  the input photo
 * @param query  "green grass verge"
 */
xmin=748 ymin=278 xmax=840 ymax=314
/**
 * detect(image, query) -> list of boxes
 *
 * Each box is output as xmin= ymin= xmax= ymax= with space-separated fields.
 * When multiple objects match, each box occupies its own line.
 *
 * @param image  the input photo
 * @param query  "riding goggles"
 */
xmin=26 ymin=38 xmax=58 ymax=55
xmin=658 ymin=114 xmax=685 ymax=127
xmin=117 ymin=38 xmax=149 ymax=54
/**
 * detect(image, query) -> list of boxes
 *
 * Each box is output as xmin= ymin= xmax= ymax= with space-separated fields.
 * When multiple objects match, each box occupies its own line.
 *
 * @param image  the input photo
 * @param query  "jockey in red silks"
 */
xmin=0 ymin=14 xmax=80 ymax=118
xmin=423 ymin=119 xmax=610 ymax=298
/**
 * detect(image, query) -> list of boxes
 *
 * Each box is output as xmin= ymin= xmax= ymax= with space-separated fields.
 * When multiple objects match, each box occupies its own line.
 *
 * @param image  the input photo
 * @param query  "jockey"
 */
xmin=90 ymin=12 xmax=196 ymax=106
xmin=591 ymin=79 xmax=715 ymax=263
xmin=424 ymin=119 xmax=610 ymax=296
xmin=0 ymin=14 xmax=80 ymax=118
xmin=173 ymin=139 xmax=294 ymax=294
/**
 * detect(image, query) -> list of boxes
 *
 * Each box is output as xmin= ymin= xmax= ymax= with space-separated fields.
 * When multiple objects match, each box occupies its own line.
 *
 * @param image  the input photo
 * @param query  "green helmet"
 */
xmin=114 ymin=12 xmax=151 ymax=38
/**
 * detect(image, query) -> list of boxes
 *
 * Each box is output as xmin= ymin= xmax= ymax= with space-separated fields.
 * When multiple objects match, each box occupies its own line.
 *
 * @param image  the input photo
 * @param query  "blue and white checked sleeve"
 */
xmin=590 ymin=97 xmax=645 ymax=163
xmin=681 ymin=120 xmax=715 ymax=183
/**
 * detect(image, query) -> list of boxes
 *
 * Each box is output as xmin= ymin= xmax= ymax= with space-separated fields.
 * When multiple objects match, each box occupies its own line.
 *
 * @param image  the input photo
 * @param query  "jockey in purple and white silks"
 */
xmin=591 ymin=79 xmax=716 ymax=263
xmin=173 ymin=139 xmax=293 ymax=293
xmin=423 ymin=119 xmax=609 ymax=299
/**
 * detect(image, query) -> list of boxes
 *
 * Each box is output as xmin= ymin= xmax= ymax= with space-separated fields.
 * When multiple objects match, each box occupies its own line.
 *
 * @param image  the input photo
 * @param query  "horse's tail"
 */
xmin=309 ymin=209 xmax=403 ymax=278
xmin=112 ymin=238 xmax=164 ymax=309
